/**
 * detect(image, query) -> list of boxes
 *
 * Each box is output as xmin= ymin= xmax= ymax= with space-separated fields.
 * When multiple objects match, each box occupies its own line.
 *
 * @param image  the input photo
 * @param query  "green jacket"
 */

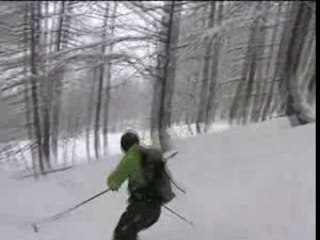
xmin=107 ymin=144 xmax=146 ymax=193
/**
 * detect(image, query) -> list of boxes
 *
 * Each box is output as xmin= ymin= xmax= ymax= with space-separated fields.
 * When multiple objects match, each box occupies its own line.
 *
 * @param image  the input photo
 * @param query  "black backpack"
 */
xmin=138 ymin=146 xmax=176 ymax=204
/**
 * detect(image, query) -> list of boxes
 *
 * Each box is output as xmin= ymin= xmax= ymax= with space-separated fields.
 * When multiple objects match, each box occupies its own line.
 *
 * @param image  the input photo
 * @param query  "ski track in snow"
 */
xmin=0 ymin=119 xmax=315 ymax=240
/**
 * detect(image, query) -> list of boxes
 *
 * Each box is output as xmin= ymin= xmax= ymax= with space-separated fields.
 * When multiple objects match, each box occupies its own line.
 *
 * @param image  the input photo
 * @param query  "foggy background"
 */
xmin=0 ymin=1 xmax=315 ymax=176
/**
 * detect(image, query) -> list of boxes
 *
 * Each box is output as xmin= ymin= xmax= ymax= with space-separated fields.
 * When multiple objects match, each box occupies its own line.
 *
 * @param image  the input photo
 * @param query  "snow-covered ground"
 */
xmin=0 ymin=118 xmax=315 ymax=240
xmin=0 ymin=121 xmax=230 ymax=172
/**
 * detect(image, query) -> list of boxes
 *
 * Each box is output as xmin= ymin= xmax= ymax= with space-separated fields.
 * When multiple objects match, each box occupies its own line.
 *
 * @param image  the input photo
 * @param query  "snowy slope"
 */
xmin=0 ymin=119 xmax=315 ymax=240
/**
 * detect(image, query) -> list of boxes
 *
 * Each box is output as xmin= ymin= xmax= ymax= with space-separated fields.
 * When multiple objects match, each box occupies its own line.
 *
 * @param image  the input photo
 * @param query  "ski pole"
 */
xmin=31 ymin=188 xmax=111 ymax=232
xmin=164 ymin=168 xmax=186 ymax=194
xmin=163 ymin=151 xmax=178 ymax=163
xmin=162 ymin=204 xmax=194 ymax=227
xmin=163 ymin=151 xmax=186 ymax=194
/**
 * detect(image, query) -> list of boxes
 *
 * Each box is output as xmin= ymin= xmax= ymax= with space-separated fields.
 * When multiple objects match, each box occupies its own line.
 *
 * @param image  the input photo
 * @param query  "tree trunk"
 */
xmin=86 ymin=69 xmax=97 ymax=162
xmin=157 ymin=1 xmax=181 ymax=152
xmin=282 ymin=2 xmax=315 ymax=125
xmin=250 ymin=5 xmax=268 ymax=123
xmin=260 ymin=3 xmax=282 ymax=121
xmin=260 ymin=2 xmax=295 ymax=119
xmin=51 ymin=1 xmax=66 ymax=162
xmin=29 ymin=2 xmax=44 ymax=174
xmin=150 ymin=60 xmax=162 ymax=147
xmin=103 ymin=2 xmax=118 ymax=155
xmin=40 ymin=1 xmax=52 ymax=170
xmin=204 ymin=1 xmax=224 ymax=130
xmin=23 ymin=3 xmax=38 ymax=177
xmin=94 ymin=3 xmax=109 ymax=159
xmin=196 ymin=1 xmax=215 ymax=133
xmin=229 ymin=3 xmax=261 ymax=124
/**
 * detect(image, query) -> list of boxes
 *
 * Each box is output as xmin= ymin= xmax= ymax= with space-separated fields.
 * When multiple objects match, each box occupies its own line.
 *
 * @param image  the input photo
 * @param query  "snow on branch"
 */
xmin=47 ymin=36 xmax=152 ymax=60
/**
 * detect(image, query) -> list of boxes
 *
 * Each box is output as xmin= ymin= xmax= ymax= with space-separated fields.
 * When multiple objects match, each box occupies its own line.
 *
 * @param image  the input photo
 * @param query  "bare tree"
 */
xmin=103 ymin=2 xmax=118 ymax=155
xmin=281 ymin=1 xmax=315 ymax=125
xmin=94 ymin=2 xmax=110 ymax=160
xmin=196 ymin=2 xmax=216 ymax=133
xmin=51 ymin=1 xmax=71 ymax=161
xmin=22 ymin=3 xmax=37 ymax=176
xmin=150 ymin=1 xmax=181 ymax=151
xmin=229 ymin=3 xmax=263 ymax=124
xmin=260 ymin=3 xmax=283 ymax=121
xmin=204 ymin=1 xmax=224 ymax=130
xmin=40 ymin=1 xmax=52 ymax=170
xmin=29 ymin=2 xmax=44 ymax=174
xmin=0 ymin=1 xmax=316 ymax=173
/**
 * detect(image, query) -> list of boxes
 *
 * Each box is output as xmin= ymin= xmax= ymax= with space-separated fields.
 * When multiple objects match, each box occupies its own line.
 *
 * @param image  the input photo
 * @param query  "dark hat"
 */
xmin=120 ymin=131 xmax=140 ymax=152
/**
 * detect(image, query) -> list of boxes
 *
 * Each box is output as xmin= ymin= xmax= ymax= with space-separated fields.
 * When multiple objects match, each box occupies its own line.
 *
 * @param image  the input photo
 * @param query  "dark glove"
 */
xmin=110 ymin=186 xmax=118 ymax=192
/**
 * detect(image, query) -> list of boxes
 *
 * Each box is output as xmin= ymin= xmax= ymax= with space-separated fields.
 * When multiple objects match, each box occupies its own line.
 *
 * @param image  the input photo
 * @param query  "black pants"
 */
xmin=113 ymin=199 xmax=162 ymax=240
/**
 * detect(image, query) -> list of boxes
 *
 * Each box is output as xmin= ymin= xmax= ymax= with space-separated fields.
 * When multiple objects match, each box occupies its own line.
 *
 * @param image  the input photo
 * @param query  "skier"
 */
xmin=107 ymin=131 xmax=175 ymax=240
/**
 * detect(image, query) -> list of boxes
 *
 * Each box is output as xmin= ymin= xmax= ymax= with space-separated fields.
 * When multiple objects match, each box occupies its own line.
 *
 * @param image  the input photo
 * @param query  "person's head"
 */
xmin=120 ymin=130 xmax=140 ymax=152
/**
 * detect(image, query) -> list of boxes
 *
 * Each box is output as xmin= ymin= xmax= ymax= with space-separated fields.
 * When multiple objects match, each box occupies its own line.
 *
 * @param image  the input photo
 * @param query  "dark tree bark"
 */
xmin=51 ymin=1 xmax=66 ymax=161
xmin=282 ymin=2 xmax=315 ymax=125
xmin=103 ymin=2 xmax=118 ymax=155
xmin=23 ymin=3 xmax=38 ymax=176
xmin=40 ymin=1 xmax=52 ymax=170
xmin=157 ymin=1 xmax=181 ymax=152
xmin=94 ymin=3 xmax=109 ymax=159
xmin=29 ymin=2 xmax=44 ymax=174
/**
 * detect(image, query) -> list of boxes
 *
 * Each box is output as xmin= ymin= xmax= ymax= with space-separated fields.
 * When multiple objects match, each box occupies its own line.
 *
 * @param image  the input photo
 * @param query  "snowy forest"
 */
xmin=0 ymin=1 xmax=316 ymax=176
xmin=0 ymin=2 xmax=316 ymax=240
